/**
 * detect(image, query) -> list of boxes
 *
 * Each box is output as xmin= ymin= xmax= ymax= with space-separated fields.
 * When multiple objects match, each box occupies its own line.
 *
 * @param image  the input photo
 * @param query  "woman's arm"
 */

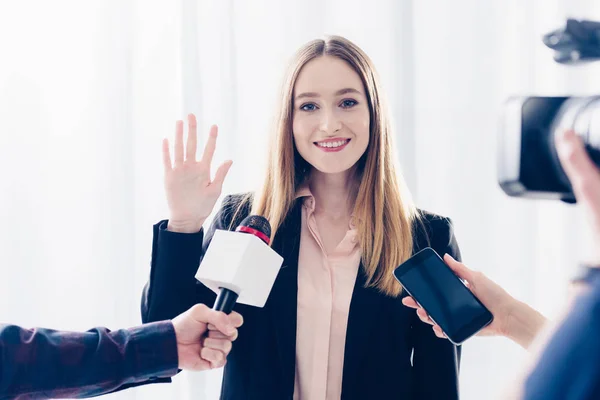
xmin=141 ymin=195 xmax=242 ymax=324
xmin=141 ymin=114 xmax=235 ymax=323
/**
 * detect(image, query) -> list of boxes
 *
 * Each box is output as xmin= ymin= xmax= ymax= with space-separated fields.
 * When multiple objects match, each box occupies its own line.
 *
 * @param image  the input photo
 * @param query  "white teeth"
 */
xmin=317 ymin=139 xmax=348 ymax=148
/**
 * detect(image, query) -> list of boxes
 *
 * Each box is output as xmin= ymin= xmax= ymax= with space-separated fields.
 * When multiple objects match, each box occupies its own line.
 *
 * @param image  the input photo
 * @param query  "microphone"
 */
xmin=195 ymin=215 xmax=284 ymax=314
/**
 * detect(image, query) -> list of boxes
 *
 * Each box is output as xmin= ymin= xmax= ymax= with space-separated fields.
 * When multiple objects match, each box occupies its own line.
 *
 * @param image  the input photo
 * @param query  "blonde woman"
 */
xmin=142 ymin=36 xmax=462 ymax=399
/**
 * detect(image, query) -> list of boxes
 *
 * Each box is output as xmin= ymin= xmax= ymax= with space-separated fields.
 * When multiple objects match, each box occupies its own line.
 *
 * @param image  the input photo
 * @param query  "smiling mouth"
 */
xmin=314 ymin=138 xmax=351 ymax=149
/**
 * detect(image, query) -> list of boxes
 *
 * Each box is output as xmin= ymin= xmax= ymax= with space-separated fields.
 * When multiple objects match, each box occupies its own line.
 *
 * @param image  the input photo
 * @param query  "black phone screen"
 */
xmin=394 ymin=248 xmax=493 ymax=344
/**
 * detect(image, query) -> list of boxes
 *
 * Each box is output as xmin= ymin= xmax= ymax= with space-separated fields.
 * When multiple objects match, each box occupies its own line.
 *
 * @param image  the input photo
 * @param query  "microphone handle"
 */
xmin=213 ymin=288 xmax=239 ymax=314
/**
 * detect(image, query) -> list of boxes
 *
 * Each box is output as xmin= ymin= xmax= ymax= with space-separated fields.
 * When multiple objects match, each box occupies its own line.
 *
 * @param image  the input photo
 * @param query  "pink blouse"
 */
xmin=293 ymin=185 xmax=362 ymax=400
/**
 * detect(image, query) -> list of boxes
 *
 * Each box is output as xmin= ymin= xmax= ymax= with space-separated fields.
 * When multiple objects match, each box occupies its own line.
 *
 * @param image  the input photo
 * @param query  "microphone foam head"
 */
xmin=238 ymin=215 xmax=272 ymax=240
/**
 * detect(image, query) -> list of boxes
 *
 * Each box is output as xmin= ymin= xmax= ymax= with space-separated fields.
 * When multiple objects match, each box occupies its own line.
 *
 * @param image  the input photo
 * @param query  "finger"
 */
xmin=416 ymin=308 xmax=434 ymax=326
xmin=201 ymin=347 xmax=226 ymax=369
xmin=556 ymin=130 xmax=600 ymax=213
xmin=188 ymin=304 xmax=236 ymax=336
xmin=207 ymin=323 xmax=229 ymax=331
xmin=188 ymin=358 xmax=212 ymax=371
xmin=203 ymin=338 xmax=233 ymax=355
xmin=556 ymin=130 xmax=600 ymax=185
xmin=206 ymin=313 xmax=242 ymax=336
xmin=402 ymin=296 xmax=419 ymax=309
xmin=212 ymin=160 xmax=233 ymax=188
xmin=443 ymin=254 xmax=473 ymax=283
xmin=200 ymin=125 xmax=219 ymax=166
xmin=433 ymin=325 xmax=447 ymax=339
xmin=208 ymin=329 xmax=237 ymax=341
xmin=186 ymin=114 xmax=198 ymax=162
xmin=227 ymin=311 xmax=244 ymax=328
xmin=207 ymin=324 xmax=238 ymax=341
xmin=162 ymin=138 xmax=172 ymax=171
xmin=174 ymin=120 xmax=184 ymax=167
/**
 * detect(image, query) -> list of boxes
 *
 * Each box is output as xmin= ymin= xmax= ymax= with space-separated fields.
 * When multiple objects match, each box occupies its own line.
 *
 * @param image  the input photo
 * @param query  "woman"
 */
xmin=141 ymin=36 xmax=462 ymax=399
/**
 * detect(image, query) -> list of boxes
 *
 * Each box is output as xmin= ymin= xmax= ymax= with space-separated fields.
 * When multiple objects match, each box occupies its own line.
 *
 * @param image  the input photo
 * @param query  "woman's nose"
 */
xmin=319 ymin=109 xmax=342 ymax=134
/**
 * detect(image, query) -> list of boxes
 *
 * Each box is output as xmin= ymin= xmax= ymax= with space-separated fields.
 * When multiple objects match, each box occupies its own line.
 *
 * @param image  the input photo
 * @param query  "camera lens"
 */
xmin=550 ymin=96 xmax=600 ymax=190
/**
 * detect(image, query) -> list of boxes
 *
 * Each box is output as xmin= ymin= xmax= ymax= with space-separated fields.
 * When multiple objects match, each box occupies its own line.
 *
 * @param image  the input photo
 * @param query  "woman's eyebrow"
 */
xmin=295 ymin=87 xmax=362 ymax=101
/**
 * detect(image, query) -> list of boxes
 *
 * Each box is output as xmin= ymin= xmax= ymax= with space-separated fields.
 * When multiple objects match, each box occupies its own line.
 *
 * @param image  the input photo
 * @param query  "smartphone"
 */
xmin=393 ymin=247 xmax=493 ymax=344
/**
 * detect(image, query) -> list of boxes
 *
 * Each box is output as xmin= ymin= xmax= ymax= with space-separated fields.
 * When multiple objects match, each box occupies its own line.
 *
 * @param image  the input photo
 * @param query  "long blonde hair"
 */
xmin=238 ymin=36 xmax=417 ymax=297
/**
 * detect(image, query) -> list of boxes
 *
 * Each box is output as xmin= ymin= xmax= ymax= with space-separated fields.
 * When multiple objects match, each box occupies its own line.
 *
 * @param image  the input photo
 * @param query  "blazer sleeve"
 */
xmin=141 ymin=194 xmax=246 ymax=324
xmin=0 ymin=321 xmax=177 ymax=399
xmin=411 ymin=216 xmax=462 ymax=400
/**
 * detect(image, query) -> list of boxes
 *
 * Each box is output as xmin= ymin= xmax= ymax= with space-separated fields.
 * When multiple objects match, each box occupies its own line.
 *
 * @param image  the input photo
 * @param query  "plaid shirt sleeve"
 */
xmin=0 ymin=320 xmax=179 ymax=399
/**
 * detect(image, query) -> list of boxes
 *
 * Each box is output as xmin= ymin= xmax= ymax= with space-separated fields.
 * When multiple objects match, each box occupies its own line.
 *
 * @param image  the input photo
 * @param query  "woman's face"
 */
xmin=292 ymin=56 xmax=370 ymax=175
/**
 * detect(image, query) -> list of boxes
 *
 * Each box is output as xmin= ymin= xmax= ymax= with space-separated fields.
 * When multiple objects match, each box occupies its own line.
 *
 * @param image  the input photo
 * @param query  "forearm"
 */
xmin=0 ymin=322 xmax=178 ymax=398
xmin=143 ymin=220 xmax=210 ymax=323
xmin=143 ymin=198 xmax=239 ymax=323
xmin=505 ymin=300 xmax=548 ymax=350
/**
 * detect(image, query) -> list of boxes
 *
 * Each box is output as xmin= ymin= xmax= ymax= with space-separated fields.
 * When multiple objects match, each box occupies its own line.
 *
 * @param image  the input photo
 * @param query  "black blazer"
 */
xmin=142 ymin=194 xmax=462 ymax=400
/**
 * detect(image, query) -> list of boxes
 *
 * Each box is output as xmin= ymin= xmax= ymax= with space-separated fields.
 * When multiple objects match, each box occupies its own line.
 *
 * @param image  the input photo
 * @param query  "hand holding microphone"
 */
xmin=172 ymin=304 xmax=243 ymax=370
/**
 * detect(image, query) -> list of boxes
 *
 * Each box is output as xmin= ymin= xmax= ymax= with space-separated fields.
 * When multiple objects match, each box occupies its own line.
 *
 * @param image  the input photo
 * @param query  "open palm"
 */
xmin=163 ymin=114 xmax=232 ymax=233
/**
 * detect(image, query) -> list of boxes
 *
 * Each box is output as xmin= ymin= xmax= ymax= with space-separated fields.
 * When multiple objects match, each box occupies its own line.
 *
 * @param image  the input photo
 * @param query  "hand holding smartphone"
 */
xmin=393 ymin=248 xmax=493 ymax=344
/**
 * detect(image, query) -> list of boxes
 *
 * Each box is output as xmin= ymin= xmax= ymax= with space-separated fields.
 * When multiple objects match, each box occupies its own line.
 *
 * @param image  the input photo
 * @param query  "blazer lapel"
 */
xmin=341 ymin=266 xmax=385 ymax=396
xmin=266 ymin=201 xmax=302 ymax=397
xmin=264 ymin=200 xmax=385 ymax=397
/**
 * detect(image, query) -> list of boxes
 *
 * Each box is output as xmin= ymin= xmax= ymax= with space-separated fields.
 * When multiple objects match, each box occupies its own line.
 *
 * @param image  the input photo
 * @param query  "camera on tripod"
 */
xmin=498 ymin=19 xmax=600 ymax=203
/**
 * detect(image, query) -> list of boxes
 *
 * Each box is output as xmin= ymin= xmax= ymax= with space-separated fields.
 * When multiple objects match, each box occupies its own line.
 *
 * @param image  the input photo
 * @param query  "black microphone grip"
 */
xmin=212 ymin=288 xmax=239 ymax=314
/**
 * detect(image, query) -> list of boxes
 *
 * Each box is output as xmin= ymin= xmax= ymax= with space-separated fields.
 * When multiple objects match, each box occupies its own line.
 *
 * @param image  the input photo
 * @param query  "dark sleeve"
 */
xmin=411 ymin=217 xmax=462 ymax=400
xmin=141 ymin=194 xmax=246 ymax=323
xmin=0 ymin=321 xmax=178 ymax=399
xmin=523 ymin=283 xmax=600 ymax=400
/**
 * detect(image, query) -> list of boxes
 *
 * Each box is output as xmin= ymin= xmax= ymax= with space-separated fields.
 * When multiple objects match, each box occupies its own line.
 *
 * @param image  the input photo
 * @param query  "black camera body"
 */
xmin=499 ymin=96 xmax=600 ymax=203
xmin=498 ymin=19 xmax=600 ymax=203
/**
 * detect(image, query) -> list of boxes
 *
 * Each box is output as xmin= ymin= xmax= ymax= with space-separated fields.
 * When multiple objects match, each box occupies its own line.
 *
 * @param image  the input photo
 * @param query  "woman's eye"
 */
xmin=341 ymin=99 xmax=358 ymax=108
xmin=300 ymin=103 xmax=317 ymax=111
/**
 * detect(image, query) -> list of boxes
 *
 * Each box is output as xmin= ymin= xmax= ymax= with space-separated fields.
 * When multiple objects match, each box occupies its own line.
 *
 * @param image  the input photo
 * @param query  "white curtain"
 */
xmin=1 ymin=1 xmax=600 ymax=399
